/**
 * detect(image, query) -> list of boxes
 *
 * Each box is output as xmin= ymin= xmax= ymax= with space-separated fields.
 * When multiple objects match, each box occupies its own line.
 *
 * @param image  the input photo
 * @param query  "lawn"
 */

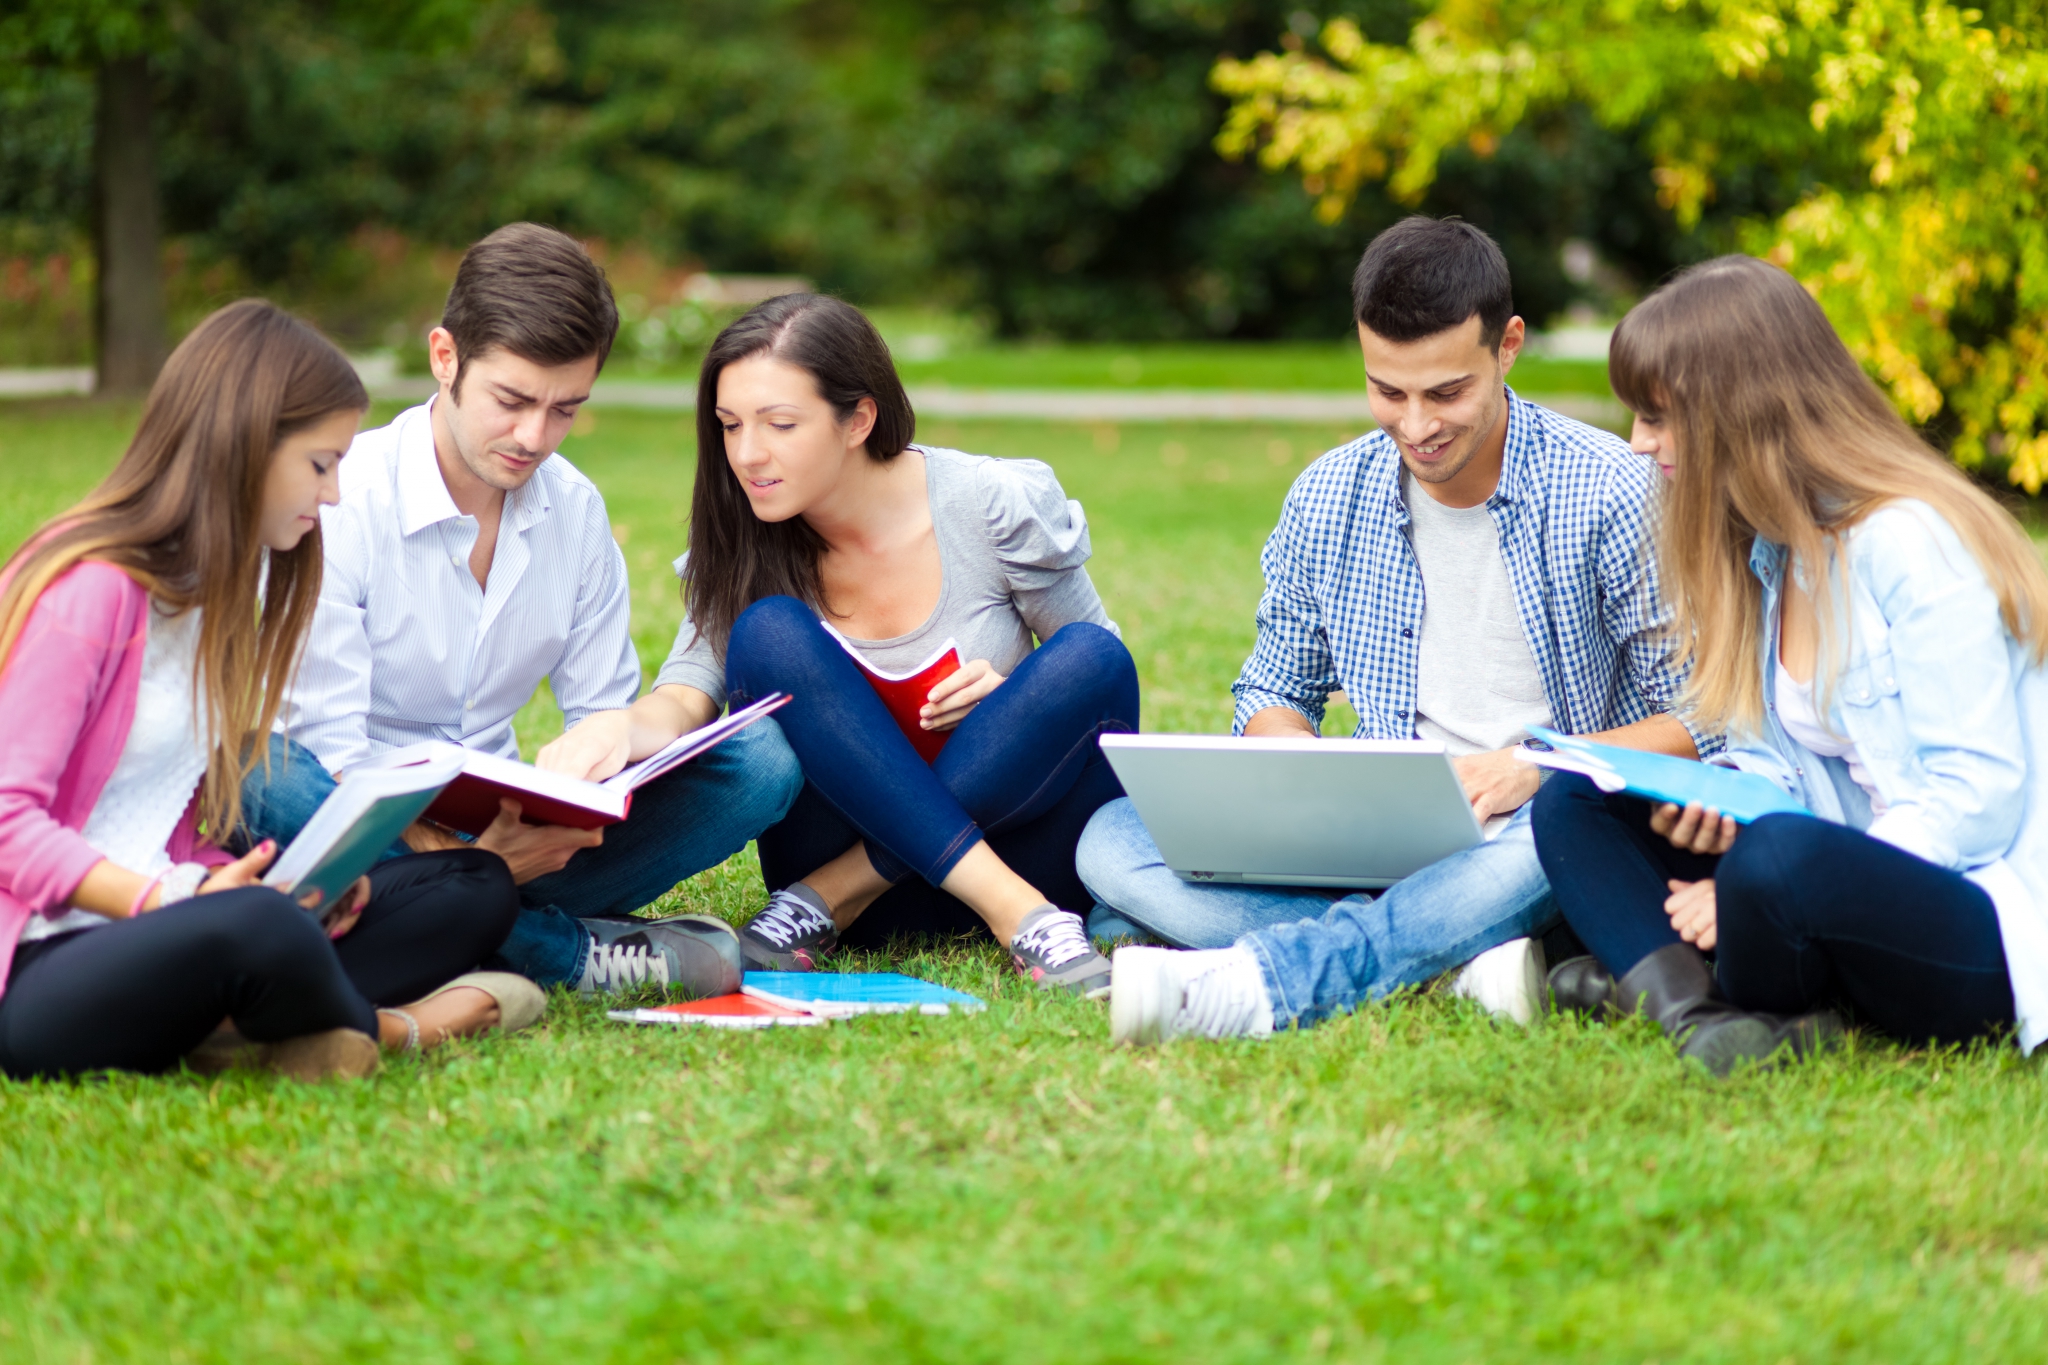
xmin=3 ymin=398 xmax=2047 ymax=1364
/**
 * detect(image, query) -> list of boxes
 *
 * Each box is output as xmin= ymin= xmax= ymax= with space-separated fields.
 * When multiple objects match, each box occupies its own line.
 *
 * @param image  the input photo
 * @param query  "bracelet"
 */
xmin=155 ymin=862 xmax=210 ymax=907
xmin=127 ymin=874 xmax=166 ymax=918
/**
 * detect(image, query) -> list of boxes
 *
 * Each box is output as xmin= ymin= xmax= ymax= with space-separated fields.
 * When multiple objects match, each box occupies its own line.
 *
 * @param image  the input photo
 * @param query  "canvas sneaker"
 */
xmin=1008 ymin=905 xmax=1113 ymax=998
xmin=576 ymin=917 xmax=743 ymax=998
xmin=1447 ymin=936 xmax=1547 ymax=1026
xmin=1109 ymin=944 xmax=1274 ymax=1045
xmin=738 ymin=888 xmax=840 ymax=972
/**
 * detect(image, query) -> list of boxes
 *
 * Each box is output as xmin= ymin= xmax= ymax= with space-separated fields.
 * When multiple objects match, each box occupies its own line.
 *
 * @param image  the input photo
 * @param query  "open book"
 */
xmin=1515 ymin=724 xmax=1808 ymax=824
xmin=819 ymin=623 xmax=960 ymax=763
xmin=264 ymin=747 xmax=466 ymax=911
xmin=359 ymin=691 xmax=790 ymax=834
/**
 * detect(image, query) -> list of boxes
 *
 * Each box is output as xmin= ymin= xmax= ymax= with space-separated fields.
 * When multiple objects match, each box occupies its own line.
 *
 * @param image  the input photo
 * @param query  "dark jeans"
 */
xmin=0 ymin=848 xmax=517 ymax=1078
xmin=240 ymin=723 xmax=804 ymax=987
xmin=725 ymin=597 xmax=1139 ymax=946
xmin=1532 ymin=771 xmax=2015 ymax=1046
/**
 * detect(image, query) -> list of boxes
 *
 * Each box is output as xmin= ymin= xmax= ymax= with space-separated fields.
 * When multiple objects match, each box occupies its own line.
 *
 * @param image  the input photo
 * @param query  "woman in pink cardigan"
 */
xmin=0 ymin=301 xmax=528 ymax=1080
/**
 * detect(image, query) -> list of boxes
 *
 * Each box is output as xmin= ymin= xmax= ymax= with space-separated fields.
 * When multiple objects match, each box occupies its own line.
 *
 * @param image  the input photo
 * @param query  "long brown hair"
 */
xmin=1611 ymin=254 xmax=2048 ymax=734
xmin=0 ymin=299 xmax=368 ymax=838
xmin=684 ymin=293 xmax=915 ymax=654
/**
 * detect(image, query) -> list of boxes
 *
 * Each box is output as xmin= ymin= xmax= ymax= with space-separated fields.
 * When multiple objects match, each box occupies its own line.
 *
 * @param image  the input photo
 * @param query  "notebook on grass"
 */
xmin=1516 ymin=725 xmax=1808 ymax=824
xmin=742 ymin=971 xmax=987 ymax=1017
xmin=359 ymin=692 xmax=790 ymax=833
xmin=263 ymin=748 xmax=466 ymax=911
xmin=819 ymin=623 xmax=960 ymax=763
xmin=609 ymin=994 xmax=827 ymax=1029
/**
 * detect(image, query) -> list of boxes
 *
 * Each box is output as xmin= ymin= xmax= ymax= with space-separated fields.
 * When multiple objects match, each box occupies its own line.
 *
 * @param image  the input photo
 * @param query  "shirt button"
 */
xmin=1401 ymin=627 xmax=1414 ymax=638
xmin=465 ymin=697 xmax=477 ymax=709
xmin=450 ymin=553 xmax=463 ymax=567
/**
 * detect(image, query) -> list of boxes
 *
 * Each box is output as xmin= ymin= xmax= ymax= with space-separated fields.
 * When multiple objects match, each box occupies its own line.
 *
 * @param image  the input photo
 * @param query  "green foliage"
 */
xmin=1214 ymin=0 xmax=2048 ymax=488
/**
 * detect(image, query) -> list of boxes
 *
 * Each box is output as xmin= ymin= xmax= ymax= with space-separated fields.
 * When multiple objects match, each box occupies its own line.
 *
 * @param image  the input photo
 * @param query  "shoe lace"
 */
xmin=749 ymin=891 xmax=833 ymax=948
xmin=1011 ymin=910 xmax=1093 ymax=970
xmin=591 ymin=939 xmax=670 ymax=988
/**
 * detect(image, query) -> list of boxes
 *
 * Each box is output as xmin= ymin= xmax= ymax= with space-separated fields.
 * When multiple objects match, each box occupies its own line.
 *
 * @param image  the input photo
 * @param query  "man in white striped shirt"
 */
xmin=243 ymin=225 xmax=802 ymax=996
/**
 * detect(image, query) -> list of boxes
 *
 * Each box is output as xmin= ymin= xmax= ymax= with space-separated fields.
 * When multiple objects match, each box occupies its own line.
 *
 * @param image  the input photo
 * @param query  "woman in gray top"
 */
xmin=558 ymin=294 xmax=1138 ymax=994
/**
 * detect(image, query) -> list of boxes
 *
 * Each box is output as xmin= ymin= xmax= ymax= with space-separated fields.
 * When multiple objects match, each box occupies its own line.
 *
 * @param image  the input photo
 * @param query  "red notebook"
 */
xmin=607 ymin=994 xmax=826 ymax=1029
xmin=820 ymin=624 xmax=961 ymax=763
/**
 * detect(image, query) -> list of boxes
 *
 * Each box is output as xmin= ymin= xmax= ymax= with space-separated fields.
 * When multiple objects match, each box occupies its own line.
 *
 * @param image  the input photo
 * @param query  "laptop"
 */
xmin=1099 ymin=733 xmax=1484 ymax=889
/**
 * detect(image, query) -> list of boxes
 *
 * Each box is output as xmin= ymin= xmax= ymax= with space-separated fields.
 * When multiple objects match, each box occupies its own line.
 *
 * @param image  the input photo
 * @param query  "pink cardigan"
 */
xmin=0 ymin=561 xmax=228 ymax=996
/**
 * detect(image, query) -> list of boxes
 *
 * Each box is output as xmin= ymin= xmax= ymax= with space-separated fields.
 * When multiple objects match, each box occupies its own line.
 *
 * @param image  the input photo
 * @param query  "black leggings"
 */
xmin=0 ymin=849 xmax=517 ymax=1078
xmin=1532 ymin=772 xmax=2015 ymax=1046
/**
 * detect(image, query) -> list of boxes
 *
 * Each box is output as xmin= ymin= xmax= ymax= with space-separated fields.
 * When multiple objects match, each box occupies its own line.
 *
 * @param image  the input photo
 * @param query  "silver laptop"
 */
xmin=1099 ymin=733 xmax=1484 ymax=889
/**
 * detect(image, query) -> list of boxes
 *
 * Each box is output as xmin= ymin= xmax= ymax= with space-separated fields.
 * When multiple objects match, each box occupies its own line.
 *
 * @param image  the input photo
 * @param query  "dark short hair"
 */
xmin=1351 ymin=216 xmax=1514 ymax=350
xmin=440 ymin=223 xmax=619 ymax=397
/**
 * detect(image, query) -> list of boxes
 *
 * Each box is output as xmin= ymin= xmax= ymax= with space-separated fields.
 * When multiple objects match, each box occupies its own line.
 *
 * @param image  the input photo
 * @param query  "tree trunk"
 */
xmin=94 ymin=55 xmax=166 ymax=397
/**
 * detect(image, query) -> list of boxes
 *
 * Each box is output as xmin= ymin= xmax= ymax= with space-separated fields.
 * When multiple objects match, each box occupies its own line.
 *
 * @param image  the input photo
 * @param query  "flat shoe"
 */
xmin=258 ymin=1028 xmax=380 ymax=1081
xmin=406 ymin=971 xmax=547 ymax=1032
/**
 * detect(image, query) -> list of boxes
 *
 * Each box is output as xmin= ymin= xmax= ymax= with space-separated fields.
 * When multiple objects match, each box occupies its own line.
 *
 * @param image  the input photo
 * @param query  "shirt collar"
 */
xmin=1749 ymin=537 xmax=1786 ymax=587
xmin=394 ymin=395 xmax=555 ymax=537
xmin=396 ymin=397 xmax=463 ymax=537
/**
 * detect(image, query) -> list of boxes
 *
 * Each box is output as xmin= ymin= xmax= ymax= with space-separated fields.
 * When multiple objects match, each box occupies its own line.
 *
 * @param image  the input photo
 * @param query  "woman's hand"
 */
xmin=297 ymin=874 xmax=372 ymax=939
xmin=922 ymin=660 xmax=1006 ymax=731
xmin=1649 ymin=800 xmax=1739 ymax=855
xmin=1665 ymin=878 xmax=1718 ymax=950
xmin=537 ymin=709 xmax=634 ymax=781
xmin=194 ymin=841 xmax=280 ymax=900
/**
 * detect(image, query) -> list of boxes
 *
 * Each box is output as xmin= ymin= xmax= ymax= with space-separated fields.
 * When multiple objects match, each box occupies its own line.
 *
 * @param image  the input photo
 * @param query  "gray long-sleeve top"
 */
xmin=655 ymin=445 xmax=1119 ymax=705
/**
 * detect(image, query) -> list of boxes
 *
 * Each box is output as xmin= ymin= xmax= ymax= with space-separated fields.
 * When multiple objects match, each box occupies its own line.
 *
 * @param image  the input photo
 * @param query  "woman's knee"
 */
xmin=435 ymin=848 xmax=523 ymax=940
xmin=1715 ymin=814 xmax=1825 ymax=935
xmin=1040 ymin=623 xmax=1140 ymax=720
xmin=727 ymin=596 xmax=819 ymax=671
xmin=183 ymin=888 xmax=335 ymax=973
xmin=1529 ymin=771 xmax=1605 ymax=840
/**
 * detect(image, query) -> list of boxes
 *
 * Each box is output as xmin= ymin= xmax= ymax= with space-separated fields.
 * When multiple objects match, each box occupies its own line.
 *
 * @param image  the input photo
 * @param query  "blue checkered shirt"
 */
xmin=1231 ymin=389 xmax=1713 ymax=756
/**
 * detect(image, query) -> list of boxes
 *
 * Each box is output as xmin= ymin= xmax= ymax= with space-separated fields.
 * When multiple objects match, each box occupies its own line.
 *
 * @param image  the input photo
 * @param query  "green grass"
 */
xmin=5 ymin=398 xmax=2048 ymax=1363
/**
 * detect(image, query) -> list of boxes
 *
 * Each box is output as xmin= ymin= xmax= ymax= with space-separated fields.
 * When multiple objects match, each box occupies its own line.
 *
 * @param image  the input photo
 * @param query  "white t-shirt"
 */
xmin=1403 ymin=473 xmax=1553 ymax=755
xmin=24 ymin=603 xmax=211 ymax=942
xmin=1774 ymin=654 xmax=1887 ymax=815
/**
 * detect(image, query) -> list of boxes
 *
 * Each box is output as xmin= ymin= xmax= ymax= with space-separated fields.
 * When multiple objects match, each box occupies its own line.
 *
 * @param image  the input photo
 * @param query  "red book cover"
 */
xmin=821 ymin=624 xmax=962 ymax=763
xmin=609 ymin=993 xmax=827 ymax=1029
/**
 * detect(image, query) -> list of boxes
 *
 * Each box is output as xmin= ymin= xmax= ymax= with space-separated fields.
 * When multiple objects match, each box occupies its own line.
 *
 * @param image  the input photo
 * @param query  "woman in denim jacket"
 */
xmin=1529 ymin=255 xmax=2048 ymax=1075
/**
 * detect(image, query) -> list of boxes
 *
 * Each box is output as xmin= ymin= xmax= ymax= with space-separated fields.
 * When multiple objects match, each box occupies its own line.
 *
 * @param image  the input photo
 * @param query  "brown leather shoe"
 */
xmin=258 ymin=1028 xmax=380 ymax=1081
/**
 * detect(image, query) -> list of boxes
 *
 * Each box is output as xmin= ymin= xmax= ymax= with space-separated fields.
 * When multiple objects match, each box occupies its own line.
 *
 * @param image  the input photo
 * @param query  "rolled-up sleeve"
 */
xmin=1230 ymin=492 xmax=1338 ymax=734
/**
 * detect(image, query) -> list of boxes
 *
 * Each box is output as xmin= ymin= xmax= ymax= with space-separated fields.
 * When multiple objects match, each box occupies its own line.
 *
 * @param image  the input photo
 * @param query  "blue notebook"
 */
xmin=1520 ymin=725 xmax=1807 ymax=824
xmin=742 ymin=972 xmax=987 ymax=1016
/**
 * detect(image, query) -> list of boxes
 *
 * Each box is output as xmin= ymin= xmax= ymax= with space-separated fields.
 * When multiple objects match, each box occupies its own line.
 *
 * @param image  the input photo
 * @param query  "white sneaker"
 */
xmin=1109 ymin=945 xmax=1274 ymax=1046
xmin=1448 ymin=936 xmax=1547 ymax=1026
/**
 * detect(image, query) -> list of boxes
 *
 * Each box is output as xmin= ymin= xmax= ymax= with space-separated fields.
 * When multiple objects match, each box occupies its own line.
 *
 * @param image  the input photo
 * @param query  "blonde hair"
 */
xmin=0 ymin=299 xmax=367 ymax=839
xmin=1610 ymin=254 xmax=2048 ymax=734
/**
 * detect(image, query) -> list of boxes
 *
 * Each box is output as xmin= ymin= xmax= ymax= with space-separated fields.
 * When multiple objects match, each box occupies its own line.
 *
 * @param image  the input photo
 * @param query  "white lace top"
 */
xmin=24 ymin=604 xmax=211 ymax=942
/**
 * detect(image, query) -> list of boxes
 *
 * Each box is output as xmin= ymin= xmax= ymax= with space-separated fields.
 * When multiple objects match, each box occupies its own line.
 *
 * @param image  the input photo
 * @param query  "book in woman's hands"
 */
xmin=1514 ymin=724 xmax=1808 ymax=824
xmin=819 ymin=622 xmax=961 ymax=762
xmin=263 ymin=748 xmax=466 ymax=912
xmin=358 ymin=691 xmax=791 ymax=835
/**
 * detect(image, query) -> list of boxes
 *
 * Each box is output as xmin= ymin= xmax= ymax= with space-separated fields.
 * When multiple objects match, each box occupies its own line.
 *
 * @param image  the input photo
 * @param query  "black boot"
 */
xmin=1616 ymin=943 xmax=1841 ymax=1076
xmin=1547 ymin=955 xmax=1617 ymax=1016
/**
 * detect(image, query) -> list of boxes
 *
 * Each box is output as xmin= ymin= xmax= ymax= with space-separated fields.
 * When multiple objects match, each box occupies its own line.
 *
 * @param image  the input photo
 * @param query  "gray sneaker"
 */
xmin=738 ymin=889 xmax=839 ymax=972
xmin=577 ymin=916 xmax=743 ymax=998
xmin=1009 ymin=905 xmax=1113 ymax=998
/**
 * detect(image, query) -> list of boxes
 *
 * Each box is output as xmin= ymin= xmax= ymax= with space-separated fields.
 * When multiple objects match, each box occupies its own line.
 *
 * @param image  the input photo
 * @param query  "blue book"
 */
xmin=263 ymin=749 xmax=465 ymax=916
xmin=1520 ymin=725 xmax=1807 ymax=824
xmin=742 ymin=971 xmax=987 ymax=1016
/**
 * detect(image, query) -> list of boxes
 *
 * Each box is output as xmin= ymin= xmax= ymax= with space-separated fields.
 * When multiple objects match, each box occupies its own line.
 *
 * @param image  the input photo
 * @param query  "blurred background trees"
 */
xmin=0 ymin=0 xmax=1699 ymax=366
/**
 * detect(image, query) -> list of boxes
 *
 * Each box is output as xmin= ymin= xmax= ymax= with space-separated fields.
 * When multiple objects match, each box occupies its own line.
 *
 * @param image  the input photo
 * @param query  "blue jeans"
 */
xmin=1531 ymin=771 xmax=2015 ymax=1045
xmin=725 ymin=597 xmax=1139 ymax=946
xmin=1075 ymin=795 xmax=1557 ymax=1028
xmin=239 ymin=721 xmax=804 ymax=987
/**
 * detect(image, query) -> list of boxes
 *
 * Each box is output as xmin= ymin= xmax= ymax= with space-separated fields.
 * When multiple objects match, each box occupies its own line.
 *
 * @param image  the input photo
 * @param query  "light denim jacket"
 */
xmin=1722 ymin=501 xmax=2048 ymax=1052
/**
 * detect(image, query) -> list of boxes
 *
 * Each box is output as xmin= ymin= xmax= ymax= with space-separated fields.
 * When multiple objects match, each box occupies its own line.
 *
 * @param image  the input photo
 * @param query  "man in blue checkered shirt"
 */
xmin=1083 ymin=217 xmax=1711 ymax=1044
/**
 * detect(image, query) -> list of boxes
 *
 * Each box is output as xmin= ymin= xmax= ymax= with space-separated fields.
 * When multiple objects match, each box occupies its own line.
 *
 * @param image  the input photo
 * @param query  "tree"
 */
xmin=1213 ymin=1 xmax=2048 ymax=488
xmin=1 ymin=1 xmax=172 ymax=394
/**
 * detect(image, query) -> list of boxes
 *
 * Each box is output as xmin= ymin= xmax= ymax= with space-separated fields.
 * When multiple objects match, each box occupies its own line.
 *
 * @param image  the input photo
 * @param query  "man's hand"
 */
xmin=536 ymin=709 xmax=634 ymax=781
xmin=1242 ymin=706 xmax=1321 ymax=740
xmin=1665 ymin=878 xmax=1718 ymax=950
xmin=475 ymin=797 xmax=602 ymax=884
xmin=1649 ymin=801 xmax=1738 ymax=856
xmin=1452 ymin=747 xmax=1541 ymax=823
xmin=922 ymin=661 xmax=1005 ymax=731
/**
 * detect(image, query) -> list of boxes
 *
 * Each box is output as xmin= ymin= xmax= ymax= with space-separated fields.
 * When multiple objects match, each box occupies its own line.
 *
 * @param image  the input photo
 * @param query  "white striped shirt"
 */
xmin=282 ymin=399 xmax=640 ymax=773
